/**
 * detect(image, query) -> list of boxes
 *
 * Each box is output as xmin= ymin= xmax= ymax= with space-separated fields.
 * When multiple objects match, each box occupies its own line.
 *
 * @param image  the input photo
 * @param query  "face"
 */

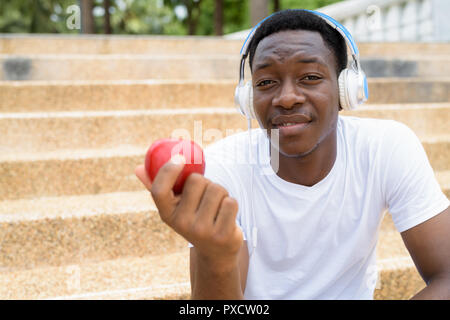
xmin=251 ymin=29 xmax=340 ymax=158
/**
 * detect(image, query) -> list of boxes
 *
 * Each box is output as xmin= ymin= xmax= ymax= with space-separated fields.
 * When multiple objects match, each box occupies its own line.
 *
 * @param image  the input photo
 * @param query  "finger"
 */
xmin=135 ymin=164 xmax=182 ymax=205
xmin=134 ymin=164 xmax=152 ymax=191
xmin=195 ymin=183 xmax=228 ymax=226
xmin=175 ymin=173 xmax=209 ymax=216
xmin=150 ymin=154 xmax=186 ymax=222
xmin=169 ymin=173 xmax=209 ymax=236
xmin=214 ymin=196 xmax=239 ymax=236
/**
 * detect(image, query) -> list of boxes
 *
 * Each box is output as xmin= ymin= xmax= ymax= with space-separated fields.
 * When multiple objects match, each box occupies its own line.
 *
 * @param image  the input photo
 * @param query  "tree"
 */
xmin=104 ymin=0 xmax=111 ymax=34
xmin=214 ymin=0 xmax=223 ymax=35
xmin=195 ymin=0 xmax=250 ymax=35
xmin=163 ymin=0 xmax=204 ymax=35
xmin=273 ymin=0 xmax=281 ymax=12
xmin=250 ymin=0 xmax=268 ymax=26
xmin=186 ymin=0 xmax=202 ymax=35
xmin=81 ymin=0 xmax=95 ymax=33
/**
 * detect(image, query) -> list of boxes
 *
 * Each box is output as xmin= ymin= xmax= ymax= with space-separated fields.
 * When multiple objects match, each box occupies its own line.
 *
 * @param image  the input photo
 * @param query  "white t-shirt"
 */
xmin=199 ymin=115 xmax=449 ymax=300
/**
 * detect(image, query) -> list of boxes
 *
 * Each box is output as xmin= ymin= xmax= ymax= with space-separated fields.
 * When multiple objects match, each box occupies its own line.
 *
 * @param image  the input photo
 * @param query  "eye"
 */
xmin=302 ymin=75 xmax=322 ymax=82
xmin=256 ymin=79 xmax=275 ymax=87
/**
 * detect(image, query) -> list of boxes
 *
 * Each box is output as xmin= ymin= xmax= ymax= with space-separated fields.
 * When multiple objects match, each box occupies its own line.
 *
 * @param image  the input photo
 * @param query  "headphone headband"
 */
xmin=240 ymin=9 xmax=359 ymax=58
xmin=309 ymin=10 xmax=359 ymax=57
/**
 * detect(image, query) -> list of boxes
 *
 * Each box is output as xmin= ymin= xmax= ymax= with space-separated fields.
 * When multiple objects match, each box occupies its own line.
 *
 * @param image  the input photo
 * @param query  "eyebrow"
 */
xmin=254 ymin=57 xmax=326 ymax=72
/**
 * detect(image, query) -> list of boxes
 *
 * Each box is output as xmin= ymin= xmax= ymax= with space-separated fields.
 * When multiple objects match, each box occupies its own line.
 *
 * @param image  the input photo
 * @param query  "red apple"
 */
xmin=145 ymin=138 xmax=205 ymax=194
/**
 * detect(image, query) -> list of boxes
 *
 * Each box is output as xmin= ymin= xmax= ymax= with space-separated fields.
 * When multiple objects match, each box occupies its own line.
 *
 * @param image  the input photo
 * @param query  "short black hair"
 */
xmin=247 ymin=9 xmax=348 ymax=77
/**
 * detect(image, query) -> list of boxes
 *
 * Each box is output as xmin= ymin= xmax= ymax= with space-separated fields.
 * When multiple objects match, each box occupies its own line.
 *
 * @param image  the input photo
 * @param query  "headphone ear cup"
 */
xmin=247 ymin=83 xmax=256 ymax=119
xmin=235 ymin=84 xmax=246 ymax=116
xmin=235 ymin=81 xmax=255 ymax=119
xmin=338 ymin=68 xmax=360 ymax=111
xmin=338 ymin=70 xmax=349 ymax=110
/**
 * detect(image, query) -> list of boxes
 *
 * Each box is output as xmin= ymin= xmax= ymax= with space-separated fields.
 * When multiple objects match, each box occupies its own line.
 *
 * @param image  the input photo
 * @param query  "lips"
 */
xmin=272 ymin=114 xmax=312 ymax=127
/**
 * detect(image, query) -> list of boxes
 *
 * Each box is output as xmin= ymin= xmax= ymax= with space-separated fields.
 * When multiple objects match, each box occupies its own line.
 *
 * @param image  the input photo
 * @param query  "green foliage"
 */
xmin=223 ymin=0 xmax=251 ymax=34
xmin=0 ymin=0 xmax=343 ymax=35
xmin=0 ymin=0 xmax=78 ymax=33
xmin=109 ymin=0 xmax=184 ymax=34
xmin=280 ymin=0 xmax=343 ymax=11
xmin=189 ymin=0 xmax=343 ymax=35
xmin=194 ymin=0 xmax=250 ymax=35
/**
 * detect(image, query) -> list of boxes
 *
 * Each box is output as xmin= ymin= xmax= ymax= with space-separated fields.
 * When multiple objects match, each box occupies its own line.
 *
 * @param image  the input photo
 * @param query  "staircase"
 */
xmin=0 ymin=35 xmax=448 ymax=300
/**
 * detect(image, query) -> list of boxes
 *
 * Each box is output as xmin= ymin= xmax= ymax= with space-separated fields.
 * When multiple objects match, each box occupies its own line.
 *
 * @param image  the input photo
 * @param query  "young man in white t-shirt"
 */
xmin=135 ymin=10 xmax=450 ymax=299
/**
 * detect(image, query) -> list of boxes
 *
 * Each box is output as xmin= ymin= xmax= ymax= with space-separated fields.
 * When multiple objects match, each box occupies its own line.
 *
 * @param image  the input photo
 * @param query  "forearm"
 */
xmin=191 ymin=253 xmax=244 ymax=300
xmin=410 ymin=274 xmax=450 ymax=300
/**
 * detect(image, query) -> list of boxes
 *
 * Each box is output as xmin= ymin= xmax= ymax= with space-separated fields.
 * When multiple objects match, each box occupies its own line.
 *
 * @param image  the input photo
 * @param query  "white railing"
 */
xmin=225 ymin=0 xmax=450 ymax=42
xmin=319 ymin=0 xmax=450 ymax=42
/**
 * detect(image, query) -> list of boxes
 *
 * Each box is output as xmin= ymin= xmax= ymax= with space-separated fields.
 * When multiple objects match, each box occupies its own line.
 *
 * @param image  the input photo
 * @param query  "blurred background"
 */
xmin=0 ymin=0 xmax=343 ymax=35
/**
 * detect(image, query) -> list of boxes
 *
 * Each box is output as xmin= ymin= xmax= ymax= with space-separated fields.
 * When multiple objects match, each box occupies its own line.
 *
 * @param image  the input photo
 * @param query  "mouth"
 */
xmin=272 ymin=113 xmax=311 ymax=125
xmin=271 ymin=114 xmax=312 ymax=132
xmin=273 ymin=122 xmax=310 ymax=128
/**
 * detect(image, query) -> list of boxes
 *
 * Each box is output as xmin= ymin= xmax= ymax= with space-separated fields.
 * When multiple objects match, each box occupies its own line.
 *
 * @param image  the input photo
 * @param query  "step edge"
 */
xmin=1 ymin=103 xmax=450 ymax=119
xmin=2 ymin=136 xmax=449 ymax=163
xmin=1 ymin=77 xmax=450 ymax=86
xmin=31 ymin=256 xmax=416 ymax=300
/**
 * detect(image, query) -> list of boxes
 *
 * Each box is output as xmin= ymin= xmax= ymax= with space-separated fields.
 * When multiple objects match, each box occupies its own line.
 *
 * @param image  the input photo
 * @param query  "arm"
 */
xmin=401 ymin=206 xmax=450 ymax=299
xmin=135 ymin=160 xmax=246 ymax=300
xmin=190 ymin=241 xmax=249 ymax=299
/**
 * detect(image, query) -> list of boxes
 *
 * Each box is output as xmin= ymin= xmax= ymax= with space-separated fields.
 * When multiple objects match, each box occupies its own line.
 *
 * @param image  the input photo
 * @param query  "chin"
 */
xmin=275 ymin=142 xmax=318 ymax=159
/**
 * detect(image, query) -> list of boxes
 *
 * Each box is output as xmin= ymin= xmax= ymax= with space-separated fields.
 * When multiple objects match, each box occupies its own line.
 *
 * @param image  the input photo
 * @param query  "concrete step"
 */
xmin=0 ymin=108 xmax=248 ymax=153
xmin=0 ymin=139 xmax=448 ymax=201
xmin=0 ymin=250 xmax=191 ymax=300
xmin=2 ymin=35 xmax=450 ymax=56
xmin=0 ymin=222 xmax=423 ymax=299
xmin=0 ymin=35 xmax=243 ymax=55
xmin=0 ymin=80 xmax=234 ymax=112
xmin=374 ymin=227 xmax=425 ymax=300
xmin=1 ymin=78 xmax=450 ymax=112
xmin=0 ymin=191 xmax=186 ymax=270
xmin=0 ymin=185 xmax=426 ymax=272
xmin=367 ymin=78 xmax=450 ymax=105
xmin=0 ymin=54 xmax=240 ymax=81
xmin=2 ymin=54 xmax=449 ymax=81
xmin=436 ymin=170 xmax=450 ymax=199
xmin=360 ymin=56 xmax=450 ymax=78
xmin=0 ymin=146 xmax=143 ymax=201
xmin=1 ymin=104 xmax=448 ymax=153
xmin=357 ymin=43 xmax=450 ymax=58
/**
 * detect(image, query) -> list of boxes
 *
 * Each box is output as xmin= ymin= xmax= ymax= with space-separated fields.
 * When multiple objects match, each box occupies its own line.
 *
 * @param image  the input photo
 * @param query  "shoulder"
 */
xmin=338 ymin=115 xmax=416 ymax=148
xmin=339 ymin=115 xmax=410 ymax=137
xmin=337 ymin=115 xmax=422 ymax=176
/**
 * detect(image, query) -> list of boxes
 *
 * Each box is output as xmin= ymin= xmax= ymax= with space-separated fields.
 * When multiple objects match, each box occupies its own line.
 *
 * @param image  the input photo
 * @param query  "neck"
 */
xmin=270 ymin=129 xmax=337 ymax=187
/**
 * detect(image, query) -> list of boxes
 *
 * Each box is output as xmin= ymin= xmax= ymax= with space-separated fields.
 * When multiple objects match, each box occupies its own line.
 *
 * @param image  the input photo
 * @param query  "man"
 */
xmin=135 ymin=9 xmax=450 ymax=299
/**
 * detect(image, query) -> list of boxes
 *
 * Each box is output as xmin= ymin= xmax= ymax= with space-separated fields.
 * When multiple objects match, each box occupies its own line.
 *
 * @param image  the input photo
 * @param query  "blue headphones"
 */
xmin=234 ymin=9 xmax=369 ymax=119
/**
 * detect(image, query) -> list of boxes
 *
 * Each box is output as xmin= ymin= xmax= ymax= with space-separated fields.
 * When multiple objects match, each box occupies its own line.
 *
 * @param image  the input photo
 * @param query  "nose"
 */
xmin=272 ymin=79 xmax=306 ymax=109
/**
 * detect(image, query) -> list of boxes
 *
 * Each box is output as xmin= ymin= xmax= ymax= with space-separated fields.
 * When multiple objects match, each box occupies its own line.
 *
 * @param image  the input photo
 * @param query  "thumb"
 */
xmin=150 ymin=154 xmax=186 ymax=215
xmin=134 ymin=164 xmax=152 ymax=191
